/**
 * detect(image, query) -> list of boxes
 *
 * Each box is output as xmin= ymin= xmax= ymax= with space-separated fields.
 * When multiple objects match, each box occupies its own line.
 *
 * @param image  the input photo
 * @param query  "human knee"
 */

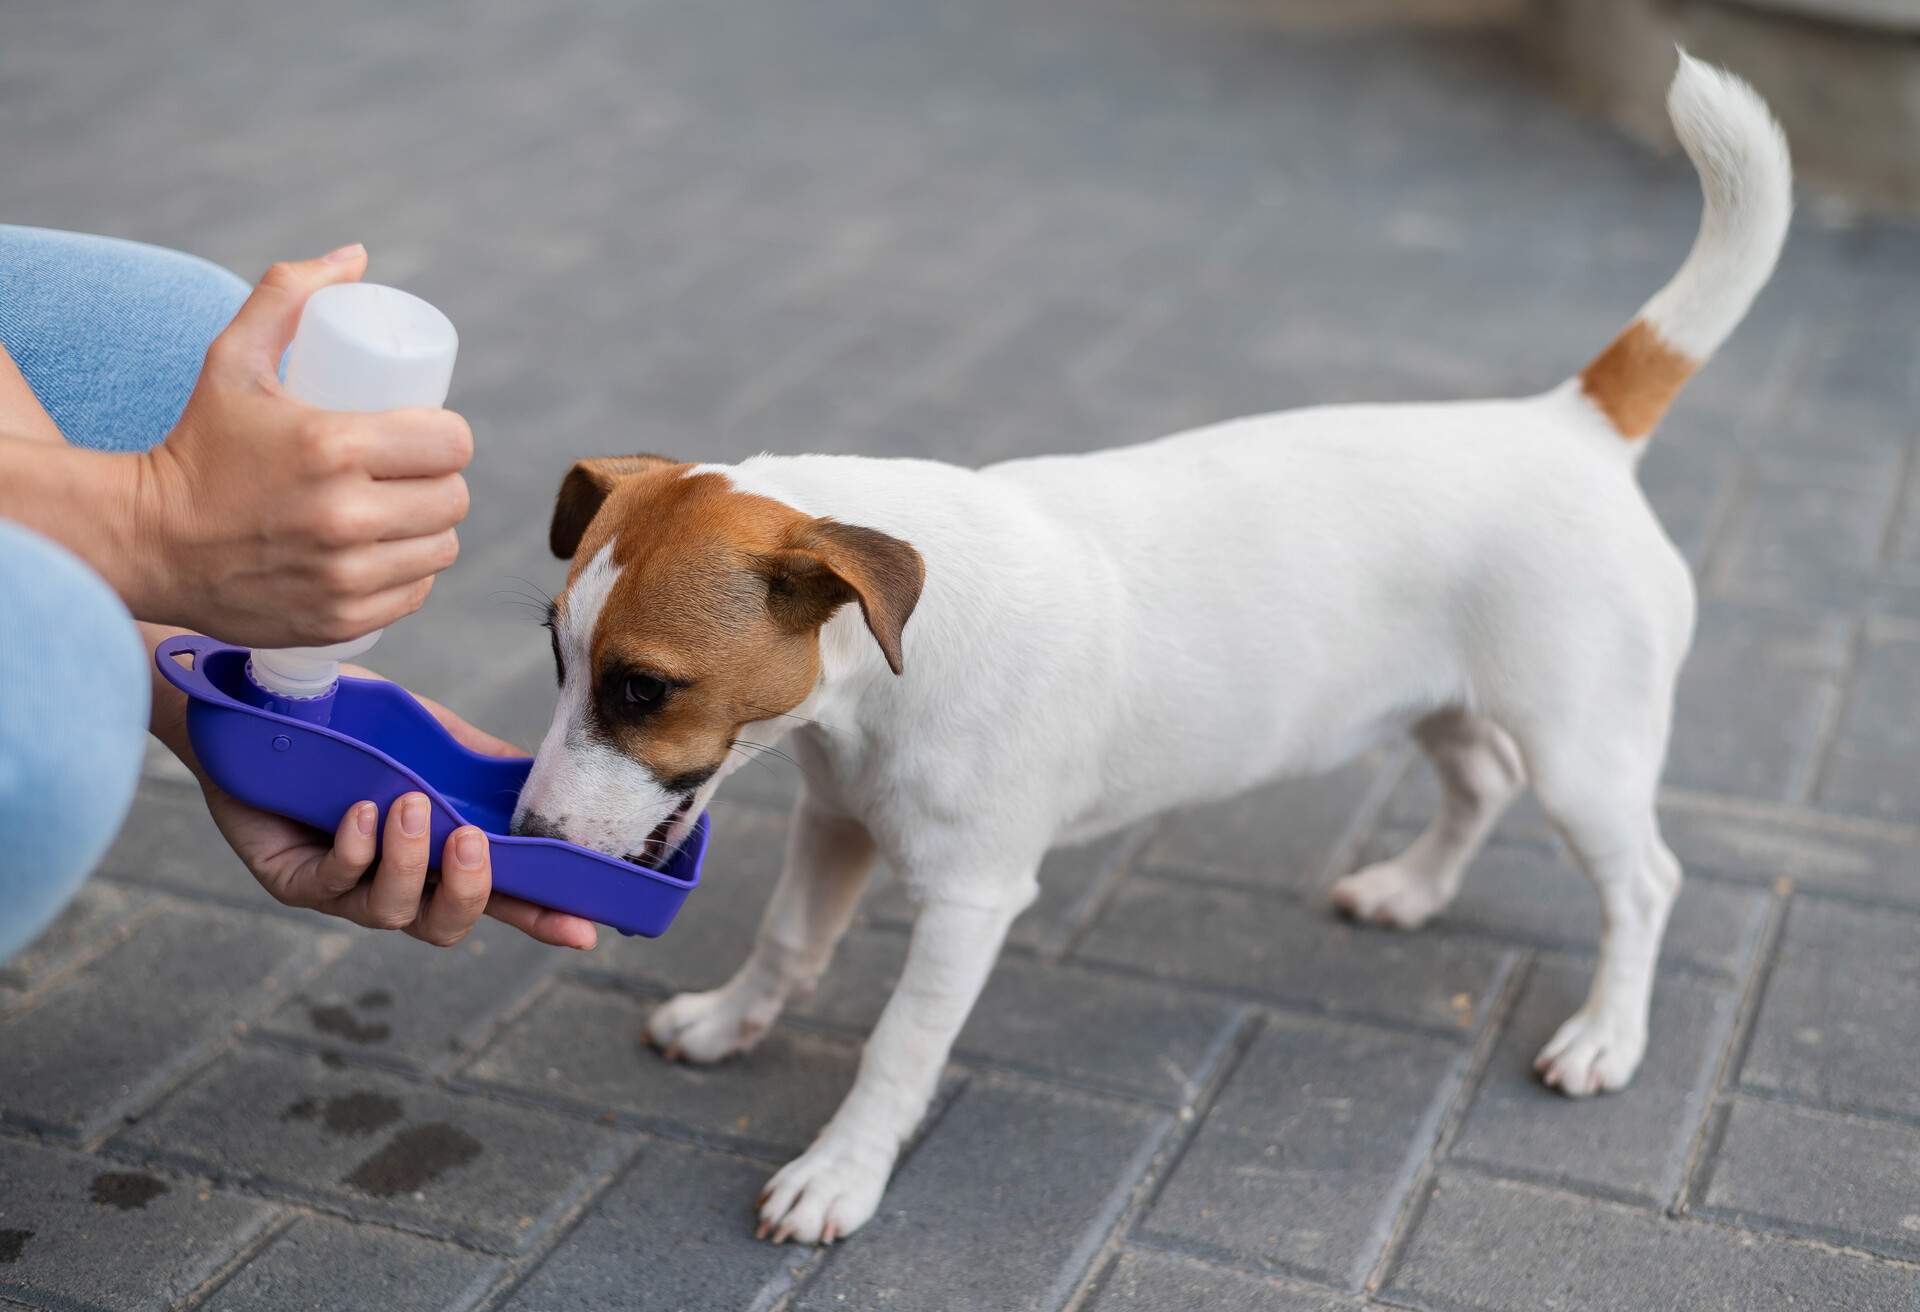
xmin=0 ymin=522 xmax=149 ymax=960
xmin=0 ymin=225 xmax=248 ymax=452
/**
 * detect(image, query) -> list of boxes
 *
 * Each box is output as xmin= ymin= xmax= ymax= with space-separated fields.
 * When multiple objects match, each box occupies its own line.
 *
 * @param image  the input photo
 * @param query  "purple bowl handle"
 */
xmin=155 ymin=633 xmax=230 ymax=702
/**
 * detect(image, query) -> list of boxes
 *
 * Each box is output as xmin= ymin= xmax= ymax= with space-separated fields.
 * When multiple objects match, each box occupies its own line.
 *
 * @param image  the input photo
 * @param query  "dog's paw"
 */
xmin=1534 ymin=1007 xmax=1646 ymax=1096
xmin=755 ymin=1140 xmax=889 ymax=1245
xmin=1330 ymin=861 xmax=1452 ymax=930
xmin=645 ymin=988 xmax=775 ymax=1065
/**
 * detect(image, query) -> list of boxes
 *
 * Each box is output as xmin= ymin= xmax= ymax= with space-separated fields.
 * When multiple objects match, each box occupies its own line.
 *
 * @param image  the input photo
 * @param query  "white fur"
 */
xmin=1638 ymin=52 xmax=1793 ymax=362
xmin=533 ymin=57 xmax=1791 ymax=1244
xmin=516 ymin=541 xmax=719 ymax=858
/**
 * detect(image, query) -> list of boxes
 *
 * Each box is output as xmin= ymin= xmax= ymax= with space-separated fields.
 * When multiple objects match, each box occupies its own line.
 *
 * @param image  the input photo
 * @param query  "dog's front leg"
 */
xmin=756 ymin=890 xmax=1029 ymax=1245
xmin=647 ymin=801 xmax=877 ymax=1063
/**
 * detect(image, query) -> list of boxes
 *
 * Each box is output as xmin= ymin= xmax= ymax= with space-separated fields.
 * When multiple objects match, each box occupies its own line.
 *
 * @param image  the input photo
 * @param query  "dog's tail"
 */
xmin=1575 ymin=52 xmax=1791 ymax=444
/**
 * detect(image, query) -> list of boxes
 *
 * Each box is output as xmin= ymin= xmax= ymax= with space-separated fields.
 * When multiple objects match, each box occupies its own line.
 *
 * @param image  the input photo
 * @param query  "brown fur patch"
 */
xmin=1578 ymin=319 xmax=1696 ymax=440
xmin=555 ymin=464 xmax=922 ymax=787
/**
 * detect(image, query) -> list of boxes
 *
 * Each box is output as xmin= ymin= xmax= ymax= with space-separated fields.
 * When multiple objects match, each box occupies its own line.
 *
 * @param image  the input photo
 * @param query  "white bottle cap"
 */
xmin=282 ymin=283 xmax=458 ymax=414
xmin=250 ymin=283 xmax=460 ymax=703
xmin=250 ymin=632 xmax=384 ymax=699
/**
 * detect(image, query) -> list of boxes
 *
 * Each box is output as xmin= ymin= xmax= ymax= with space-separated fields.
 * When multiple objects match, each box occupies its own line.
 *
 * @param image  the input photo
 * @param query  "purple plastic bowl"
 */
xmin=156 ymin=634 xmax=705 ymax=938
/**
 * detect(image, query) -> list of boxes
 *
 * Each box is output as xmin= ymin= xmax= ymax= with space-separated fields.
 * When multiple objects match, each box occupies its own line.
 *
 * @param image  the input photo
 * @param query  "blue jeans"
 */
xmin=0 ymin=226 xmax=249 ymax=962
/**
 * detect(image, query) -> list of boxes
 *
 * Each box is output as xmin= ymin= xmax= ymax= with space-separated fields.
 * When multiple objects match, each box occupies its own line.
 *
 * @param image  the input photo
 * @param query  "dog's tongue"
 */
xmin=628 ymin=798 xmax=693 ymax=870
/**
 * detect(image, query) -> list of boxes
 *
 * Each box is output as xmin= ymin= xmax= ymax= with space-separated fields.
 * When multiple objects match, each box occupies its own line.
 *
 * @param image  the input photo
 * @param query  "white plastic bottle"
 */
xmin=245 ymin=283 xmax=459 ymax=720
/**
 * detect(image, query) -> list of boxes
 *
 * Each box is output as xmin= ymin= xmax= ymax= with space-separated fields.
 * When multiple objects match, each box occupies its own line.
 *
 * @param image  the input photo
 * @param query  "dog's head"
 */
xmin=510 ymin=455 xmax=923 ymax=865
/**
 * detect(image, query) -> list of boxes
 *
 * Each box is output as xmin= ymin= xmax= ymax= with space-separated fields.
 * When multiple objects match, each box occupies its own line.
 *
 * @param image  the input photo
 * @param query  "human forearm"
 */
xmin=0 ymin=436 xmax=167 ymax=618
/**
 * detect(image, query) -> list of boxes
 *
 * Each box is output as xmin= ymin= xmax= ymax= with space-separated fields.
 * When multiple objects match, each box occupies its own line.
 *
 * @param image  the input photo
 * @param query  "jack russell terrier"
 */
xmin=513 ymin=55 xmax=1791 ymax=1245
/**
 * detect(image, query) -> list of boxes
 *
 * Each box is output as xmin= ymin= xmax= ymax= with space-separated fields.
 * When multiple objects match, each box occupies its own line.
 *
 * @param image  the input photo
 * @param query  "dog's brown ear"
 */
xmin=759 ymin=520 xmax=924 ymax=675
xmin=550 ymin=455 xmax=676 ymax=559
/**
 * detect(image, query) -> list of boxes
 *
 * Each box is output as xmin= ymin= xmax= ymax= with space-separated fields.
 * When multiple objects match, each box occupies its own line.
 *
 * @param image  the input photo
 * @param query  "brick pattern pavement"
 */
xmin=4 ymin=0 xmax=1919 ymax=1308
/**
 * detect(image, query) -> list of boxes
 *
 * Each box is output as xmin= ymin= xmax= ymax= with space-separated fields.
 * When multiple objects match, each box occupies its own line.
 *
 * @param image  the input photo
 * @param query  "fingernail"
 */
xmin=400 ymin=794 xmax=429 ymax=836
xmin=322 ymin=241 xmax=365 ymax=263
xmin=355 ymin=802 xmax=376 ymax=837
xmin=454 ymin=828 xmax=485 ymax=869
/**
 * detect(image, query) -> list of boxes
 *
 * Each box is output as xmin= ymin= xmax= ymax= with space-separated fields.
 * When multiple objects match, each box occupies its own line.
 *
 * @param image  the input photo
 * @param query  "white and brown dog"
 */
xmin=513 ymin=55 xmax=1791 ymax=1244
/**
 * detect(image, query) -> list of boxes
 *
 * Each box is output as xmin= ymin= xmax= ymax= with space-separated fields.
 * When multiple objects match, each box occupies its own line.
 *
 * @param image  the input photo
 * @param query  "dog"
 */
xmin=512 ymin=54 xmax=1791 ymax=1245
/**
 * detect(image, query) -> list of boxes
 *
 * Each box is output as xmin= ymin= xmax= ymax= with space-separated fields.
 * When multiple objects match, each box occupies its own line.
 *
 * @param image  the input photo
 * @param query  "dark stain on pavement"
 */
xmin=343 ymin=1123 xmax=482 ymax=1197
xmin=356 ymin=989 xmax=393 ymax=1009
xmin=308 ymin=1003 xmax=391 ymax=1044
xmin=90 ymin=1172 xmax=169 ymax=1211
xmin=282 ymin=1091 xmax=405 ymax=1137
xmin=0 ymin=1229 xmax=31 ymax=1263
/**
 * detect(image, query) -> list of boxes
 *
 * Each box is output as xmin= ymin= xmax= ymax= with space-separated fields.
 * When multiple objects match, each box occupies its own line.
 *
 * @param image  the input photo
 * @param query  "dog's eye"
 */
xmin=624 ymin=675 xmax=667 ymax=707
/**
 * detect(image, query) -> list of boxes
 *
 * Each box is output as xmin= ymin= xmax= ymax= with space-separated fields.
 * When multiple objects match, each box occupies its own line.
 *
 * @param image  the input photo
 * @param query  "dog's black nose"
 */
xmin=512 ymin=810 xmax=564 ymax=840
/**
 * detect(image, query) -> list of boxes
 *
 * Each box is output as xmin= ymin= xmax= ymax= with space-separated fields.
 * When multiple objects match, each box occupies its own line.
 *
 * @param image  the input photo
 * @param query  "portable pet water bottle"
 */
xmin=159 ymin=276 xmax=708 ymax=935
xmin=243 ymin=283 xmax=460 ymax=724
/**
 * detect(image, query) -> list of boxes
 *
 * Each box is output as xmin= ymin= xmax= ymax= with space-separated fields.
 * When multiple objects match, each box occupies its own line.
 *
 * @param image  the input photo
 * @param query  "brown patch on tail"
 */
xmin=1579 ymin=319 xmax=1696 ymax=440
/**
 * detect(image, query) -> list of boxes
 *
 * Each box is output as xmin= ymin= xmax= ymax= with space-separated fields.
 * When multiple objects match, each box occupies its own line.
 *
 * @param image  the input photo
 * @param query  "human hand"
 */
xmin=129 ymin=245 xmax=473 ymax=646
xmin=184 ymin=663 xmax=596 ymax=949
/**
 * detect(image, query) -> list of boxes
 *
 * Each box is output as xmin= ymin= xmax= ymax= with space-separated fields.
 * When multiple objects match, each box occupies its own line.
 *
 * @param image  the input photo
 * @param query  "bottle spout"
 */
xmin=243 ymin=631 xmax=383 ymax=724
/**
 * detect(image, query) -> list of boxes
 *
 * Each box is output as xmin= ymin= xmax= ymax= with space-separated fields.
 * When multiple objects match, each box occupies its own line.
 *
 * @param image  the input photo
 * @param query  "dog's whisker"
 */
xmin=740 ymin=703 xmax=843 ymax=736
xmin=725 ymin=745 xmax=802 ymax=776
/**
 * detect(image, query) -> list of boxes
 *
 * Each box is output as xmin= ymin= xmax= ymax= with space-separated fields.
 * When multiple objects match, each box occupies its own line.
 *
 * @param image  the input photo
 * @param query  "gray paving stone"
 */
xmin=0 ymin=1137 xmax=273 ymax=1312
xmin=1741 ymin=895 xmax=1920 ymax=1122
xmin=1706 ymin=475 xmax=1901 ymax=611
xmin=1449 ymin=960 xmax=1735 ymax=1205
xmin=1141 ymin=1015 xmax=1462 ymax=1289
xmin=94 ymin=781 xmax=272 ymax=909
xmin=1815 ymin=749 xmax=1920 ymax=826
xmin=1666 ymin=601 xmax=1854 ymax=802
xmin=720 ymin=292 xmax=980 ymax=450
xmin=1089 ymin=1250 xmax=1357 ymax=1312
xmin=1637 ymin=438 xmax=1735 ymax=568
xmin=199 ymin=1215 xmax=500 ymax=1312
xmin=0 ymin=903 xmax=343 ymax=1140
xmin=112 ymin=1045 xmax=629 ymax=1254
xmin=1387 ymin=1170 xmax=1919 ymax=1311
xmin=1075 ymin=875 xmax=1514 ymax=1035
xmin=1700 ymin=1097 xmax=1920 ymax=1262
xmin=0 ymin=880 xmax=150 ymax=994
xmin=463 ymin=979 xmax=865 ymax=1159
xmin=862 ymin=826 xmax=1142 ymax=957
xmin=1351 ymin=832 xmax=1768 ymax=979
xmin=793 ymin=930 xmax=1244 ymax=1105
xmin=1815 ymin=624 xmax=1920 ymax=821
xmin=1136 ymin=753 xmax=1401 ymax=893
xmin=499 ymin=1140 xmax=808 ymax=1312
xmin=793 ymin=1078 xmax=1171 ymax=1312
xmin=1658 ymin=796 xmax=1920 ymax=907
xmin=258 ymin=917 xmax=562 ymax=1074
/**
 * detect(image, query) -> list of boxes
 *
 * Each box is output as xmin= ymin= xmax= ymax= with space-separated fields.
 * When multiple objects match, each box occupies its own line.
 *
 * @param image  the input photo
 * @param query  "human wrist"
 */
xmin=118 ymin=443 xmax=190 ymax=625
xmin=0 ymin=437 xmax=151 ymax=612
xmin=139 ymin=621 xmax=208 ymax=785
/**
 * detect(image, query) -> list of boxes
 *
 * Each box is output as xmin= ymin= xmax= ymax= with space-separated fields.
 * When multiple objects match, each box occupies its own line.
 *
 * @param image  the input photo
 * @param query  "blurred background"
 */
xmin=6 ymin=0 xmax=1916 ymax=755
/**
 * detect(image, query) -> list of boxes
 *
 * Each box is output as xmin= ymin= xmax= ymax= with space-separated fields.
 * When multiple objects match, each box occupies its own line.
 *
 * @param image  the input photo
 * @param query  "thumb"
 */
xmin=214 ymin=243 xmax=369 ymax=373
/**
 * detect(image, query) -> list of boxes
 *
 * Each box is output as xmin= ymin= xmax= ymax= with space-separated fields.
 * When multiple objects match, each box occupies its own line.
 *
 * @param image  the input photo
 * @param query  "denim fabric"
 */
xmin=1 ymin=226 xmax=246 ymax=961
xmin=0 ymin=225 xmax=247 ymax=452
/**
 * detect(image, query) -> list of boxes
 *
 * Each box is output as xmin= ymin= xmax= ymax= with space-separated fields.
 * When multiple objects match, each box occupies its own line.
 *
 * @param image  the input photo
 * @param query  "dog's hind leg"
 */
xmin=1331 ymin=708 xmax=1525 ymax=928
xmin=646 ymin=799 xmax=877 ymax=1064
xmin=1524 ymin=718 xmax=1680 ymax=1097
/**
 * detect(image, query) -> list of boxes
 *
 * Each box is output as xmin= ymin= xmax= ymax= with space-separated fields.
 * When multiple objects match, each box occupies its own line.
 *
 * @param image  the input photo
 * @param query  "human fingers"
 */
xmin=408 ymin=827 xmax=492 ymax=947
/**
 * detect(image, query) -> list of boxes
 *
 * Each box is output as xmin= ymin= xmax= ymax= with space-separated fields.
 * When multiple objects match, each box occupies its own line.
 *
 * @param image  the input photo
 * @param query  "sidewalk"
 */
xmin=3 ymin=1 xmax=1918 ymax=1309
